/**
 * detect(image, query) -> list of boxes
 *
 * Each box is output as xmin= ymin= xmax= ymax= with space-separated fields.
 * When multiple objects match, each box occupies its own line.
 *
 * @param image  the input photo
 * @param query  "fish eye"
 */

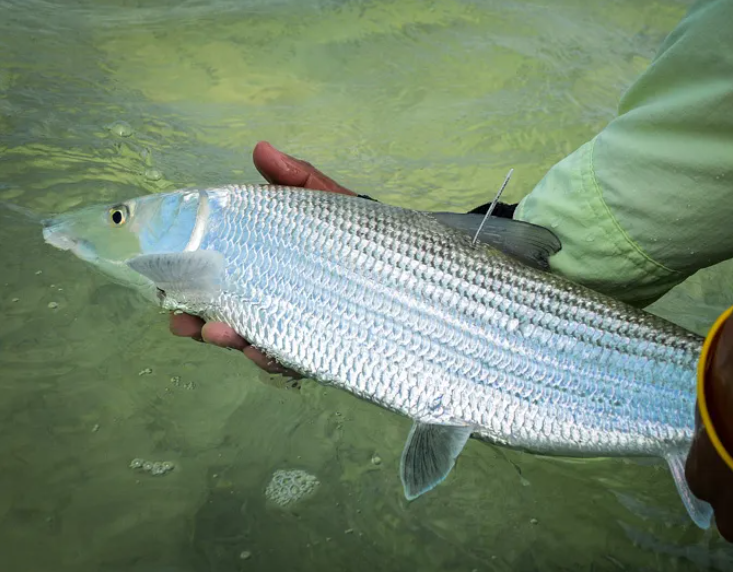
xmin=109 ymin=205 xmax=129 ymax=226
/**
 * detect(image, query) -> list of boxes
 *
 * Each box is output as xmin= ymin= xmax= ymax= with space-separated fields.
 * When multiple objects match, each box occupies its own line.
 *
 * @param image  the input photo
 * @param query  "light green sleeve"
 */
xmin=514 ymin=0 xmax=733 ymax=306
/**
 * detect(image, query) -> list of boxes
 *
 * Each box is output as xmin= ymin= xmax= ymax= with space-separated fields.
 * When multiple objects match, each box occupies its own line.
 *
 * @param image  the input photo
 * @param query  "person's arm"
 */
xmin=514 ymin=0 xmax=733 ymax=306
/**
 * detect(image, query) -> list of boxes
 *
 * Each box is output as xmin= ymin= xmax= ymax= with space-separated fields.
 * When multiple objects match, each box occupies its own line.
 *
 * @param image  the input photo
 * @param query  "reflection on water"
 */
xmin=2 ymin=0 xmax=733 ymax=570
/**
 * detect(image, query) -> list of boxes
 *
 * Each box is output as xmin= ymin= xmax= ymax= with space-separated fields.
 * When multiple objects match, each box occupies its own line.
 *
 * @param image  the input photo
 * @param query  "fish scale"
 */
xmin=186 ymin=185 xmax=702 ymax=455
xmin=42 ymin=182 xmax=711 ymax=526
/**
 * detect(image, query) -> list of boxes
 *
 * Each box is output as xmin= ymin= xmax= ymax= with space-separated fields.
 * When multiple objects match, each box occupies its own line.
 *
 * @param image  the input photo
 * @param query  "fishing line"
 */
xmin=472 ymin=168 xmax=513 ymax=245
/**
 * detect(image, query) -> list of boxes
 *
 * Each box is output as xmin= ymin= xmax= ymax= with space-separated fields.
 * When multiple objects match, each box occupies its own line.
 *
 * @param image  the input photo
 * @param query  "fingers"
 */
xmin=170 ymin=313 xmax=205 ymax=340
xmin=685 ymin=424 xmax=715 ymax=503
xmin=170 ymin=314 xmax=247 ymax=350
xmin=253 ymin=141 xmax=356 ymax=196
xmin=171 ymin=313 xmax=301 ymax=378
xmin=201 ymin=322 xmax=249 ymax=351
xmin=201 ymin=323 xmax=300 ymax=377
xmin=243 ymin=345 xmax=302 ymax=378
xmin=686 ymin=421 xmax=733 ymax=541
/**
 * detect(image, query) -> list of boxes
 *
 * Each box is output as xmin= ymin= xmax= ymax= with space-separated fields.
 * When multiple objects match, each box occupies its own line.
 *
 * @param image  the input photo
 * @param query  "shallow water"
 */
xmin=2 ymin=0 xmax=733 ymax=570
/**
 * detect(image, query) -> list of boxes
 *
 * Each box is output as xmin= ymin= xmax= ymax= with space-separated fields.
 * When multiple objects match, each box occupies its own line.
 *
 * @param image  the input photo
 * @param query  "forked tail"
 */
xmin=664 ymin=452 xmax=713 ymax=529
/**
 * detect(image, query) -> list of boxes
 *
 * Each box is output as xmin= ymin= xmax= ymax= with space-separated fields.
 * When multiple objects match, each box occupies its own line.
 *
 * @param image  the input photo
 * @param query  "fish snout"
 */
xmin=42 ymin=223 xmax=75 ymax=251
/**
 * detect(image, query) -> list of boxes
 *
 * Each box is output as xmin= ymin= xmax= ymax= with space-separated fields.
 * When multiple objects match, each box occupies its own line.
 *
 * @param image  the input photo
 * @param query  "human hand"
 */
xmin=169 ymin=141 xmax=356 ymax=376
xmin=686 ymin=311 xmax=733 ymax=541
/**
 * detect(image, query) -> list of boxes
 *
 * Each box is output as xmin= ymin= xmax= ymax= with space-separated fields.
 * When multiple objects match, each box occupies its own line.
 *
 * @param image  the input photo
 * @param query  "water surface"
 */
xmin=2 ymin=0 xmax=733 ymax=570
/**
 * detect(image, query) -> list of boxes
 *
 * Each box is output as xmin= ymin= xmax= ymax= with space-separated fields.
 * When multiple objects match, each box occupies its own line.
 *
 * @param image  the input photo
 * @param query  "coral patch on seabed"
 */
xmin=264 ymin=469 xmax=320 ymax=507
xmin=129 ymin=458 xmax=176 ymax=476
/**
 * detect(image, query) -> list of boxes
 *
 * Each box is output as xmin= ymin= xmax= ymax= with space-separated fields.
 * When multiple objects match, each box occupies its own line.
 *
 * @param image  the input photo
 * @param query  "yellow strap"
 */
xmin=697 ymin=305 xmax=733 ymax=471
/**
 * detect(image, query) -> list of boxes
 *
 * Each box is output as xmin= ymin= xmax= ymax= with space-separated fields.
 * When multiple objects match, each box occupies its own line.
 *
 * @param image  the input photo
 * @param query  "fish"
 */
xmin=41 ymin=184 xmax=712 ymax=528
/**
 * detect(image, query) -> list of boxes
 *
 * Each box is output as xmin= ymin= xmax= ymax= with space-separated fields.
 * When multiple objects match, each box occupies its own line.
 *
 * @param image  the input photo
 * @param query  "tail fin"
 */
xmin=664 ymin=452 xmax=713 ymax=529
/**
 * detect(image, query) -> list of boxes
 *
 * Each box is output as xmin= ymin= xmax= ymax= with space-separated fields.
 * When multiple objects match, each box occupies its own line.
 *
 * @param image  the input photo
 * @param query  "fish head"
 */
xmin=42 ymin=190 xmax=204 ymax=297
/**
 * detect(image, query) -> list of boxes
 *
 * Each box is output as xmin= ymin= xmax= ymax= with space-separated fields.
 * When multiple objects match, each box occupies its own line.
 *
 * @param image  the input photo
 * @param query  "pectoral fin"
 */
xmin=127 ymin=250 xmax=225 ymax=302
xmin=400 ymin=421 xmax=472 ymax=501
xmin=664 ymin=452 xmax=713 ymax=529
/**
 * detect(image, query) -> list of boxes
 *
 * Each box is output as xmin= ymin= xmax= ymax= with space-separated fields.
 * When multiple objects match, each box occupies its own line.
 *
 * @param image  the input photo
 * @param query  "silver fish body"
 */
xmin=185 ymin=186 xmax=700 ymax=455
xmin=42 ymin=184 xmax=711 ymax=526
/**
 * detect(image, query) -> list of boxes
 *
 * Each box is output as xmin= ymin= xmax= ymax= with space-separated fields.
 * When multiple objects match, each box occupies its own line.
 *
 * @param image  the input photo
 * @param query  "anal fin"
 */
xmin=664 ymin=452 xmax=713 ymax=529
xmin=400 ymin=421 xmax=472 ymax=501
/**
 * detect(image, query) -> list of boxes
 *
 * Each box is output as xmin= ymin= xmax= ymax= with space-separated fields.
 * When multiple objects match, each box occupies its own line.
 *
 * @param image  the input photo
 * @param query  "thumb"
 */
xmin=252 ymin=141 xmax=355 ymax=195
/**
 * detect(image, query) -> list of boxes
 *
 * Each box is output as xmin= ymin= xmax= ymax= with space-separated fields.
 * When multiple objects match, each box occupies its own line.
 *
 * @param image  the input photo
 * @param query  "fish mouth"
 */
xmin=42 ymin=223 xmax=76 ymax=252
xmin=42 ymin=222 xmax=97 ymax=262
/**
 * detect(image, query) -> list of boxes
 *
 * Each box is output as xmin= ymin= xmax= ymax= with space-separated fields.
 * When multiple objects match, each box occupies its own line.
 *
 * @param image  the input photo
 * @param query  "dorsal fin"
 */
xmin=431 ymin=212 xmax=561 ymax=270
